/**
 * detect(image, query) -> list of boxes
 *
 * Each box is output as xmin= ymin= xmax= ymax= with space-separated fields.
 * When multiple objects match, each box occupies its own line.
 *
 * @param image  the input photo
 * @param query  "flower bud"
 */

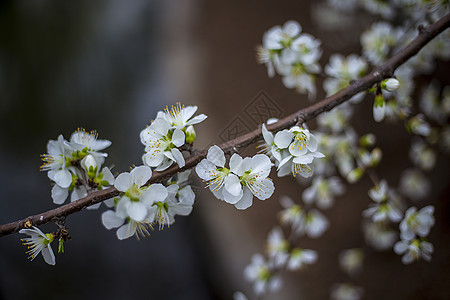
xmin=360 ymin=134 xmax=376 ymax=147
xmin=185 ymin=125 xmax=196 ymax=144
xmin=84 ymin=154 xmax=98 ymax=179
xmin=347 ymin=167 xmax=364 ymax=184
xmin=381 ymin=78 xmax=400 ymax=92
xmin=370 ymin=148 xmax=382 ymax=166
xmin=407 ymin=115 xmax=431 ymax=137
xmin=373 ymin=94 xmax=386 ymax=122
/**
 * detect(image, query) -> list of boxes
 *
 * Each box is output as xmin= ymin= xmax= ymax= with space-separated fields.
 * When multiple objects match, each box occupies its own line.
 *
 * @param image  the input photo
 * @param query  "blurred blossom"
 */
xmin=399 ymin=168 xmax=431 ymax=201
xmin=363 ymin=221 xmax=397 ymax=251
xmin=302 ymin=176 xmax=345 ymax=209
xmin=409 ymin=139 xmax=436 ymax=171
xmin=244 ymin=254 xmax=282 ymax=296
xmin=394 ymin=238 xmax=434 ymax=264
xmin=286 ymin=248 xmax=318 ymax=271
xmin=339 ymin=248 xmax=363 ymax=277
xmin=331 ymin=283 xmax=364 ymax=300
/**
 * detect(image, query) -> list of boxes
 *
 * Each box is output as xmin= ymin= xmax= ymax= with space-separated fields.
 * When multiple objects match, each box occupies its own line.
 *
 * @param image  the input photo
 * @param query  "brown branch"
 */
xmin=1 ymin=13 xmax=449 ymax=238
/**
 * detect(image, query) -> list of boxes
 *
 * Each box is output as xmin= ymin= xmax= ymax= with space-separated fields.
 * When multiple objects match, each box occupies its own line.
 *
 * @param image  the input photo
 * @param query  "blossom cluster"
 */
xmin=141 ymin=103 xmax=207 ymax=171
xmin=40 ymin=129 xmax=114 ymax=207
xmin=196 ymin=145 xmax=274 ymax=210
xmin=244 ymin=226 xmax=317 ymax=296
xmin=261 ymin=123 xmax=325 ymax=178
xmin=101 ymin=166 xmax=195 ymax=240
xmin=257 ymin=20 xmax=322 ymax=99
xmin=394 ymin=206 xmax=435 ymax=264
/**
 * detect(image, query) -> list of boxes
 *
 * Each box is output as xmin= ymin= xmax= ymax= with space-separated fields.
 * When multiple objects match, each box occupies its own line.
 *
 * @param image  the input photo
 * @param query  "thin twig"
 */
xmin=1 ymin=13 xmax=449 ymax=238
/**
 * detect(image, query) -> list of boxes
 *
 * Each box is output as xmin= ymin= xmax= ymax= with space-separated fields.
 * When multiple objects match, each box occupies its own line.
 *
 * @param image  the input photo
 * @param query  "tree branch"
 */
xmin=1 ymin=13 xmax=449 ymax=237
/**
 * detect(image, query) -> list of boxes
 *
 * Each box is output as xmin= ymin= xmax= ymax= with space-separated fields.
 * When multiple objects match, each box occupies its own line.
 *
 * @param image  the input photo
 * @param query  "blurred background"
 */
xmin=0 ymin=1 xmax=449 ymax=299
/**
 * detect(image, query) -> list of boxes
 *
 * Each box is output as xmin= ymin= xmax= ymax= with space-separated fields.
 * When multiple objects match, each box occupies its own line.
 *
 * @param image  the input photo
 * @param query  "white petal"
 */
xmin=51 ymin=185 xmax=68 ymax=205
xmin=250 ymin=154 xmax=273 ymax=178
xmin=54 ymin=169 xmax=72 ymax=188
xmin=252 ymin=178 xmax=274 ymax=200
xmin=229 ymin=153 xmax=244 ymax=175
xmin=101 ymin=210 xmax=125 ymax=229
xmin=41 ymin=246 xmax=56 ymax=265
xmin=141 ymin=183 xmax=168 ymax=206
xmin=155 ymin=157 xmax=173 ymax=171
xmin=172 ymin=129 xmax=185 ymax=147
xmin=224 ymin=174 xmax=242 ymax=196
xmin=102 ymin=167 xmax=115 ymax=185
xmin=185 ymin=114 xmax=208 ymax=126
xmin=171 ymin=148 xmax=185 ymax=168
xmin=116 ymin=223 xmax=136 ymax=240
xmin=274 ymin=130 xmax=294 ymax=149
xmin=293 ymin=154 xmax=314 ymax=165
xmin=130 ymin=165 xmax=152 ymax=187
xmin=71 ymin=186 xmax=87 ymax=203
xmin=394 ymin=241 xmax=408 ymax=254
xmin=207 ymin=145 xmax=225 ymax=167
xmin=195 ymin=159 xmax=218 ymax=181
xmin=178 ymin=186 xmax=195 ymax=205
xmin=262 ymin=124 xmax=274 ymax=145
xmin=143 ymin=152 xmax=164 ymax=168
xmin=116 ymin=197 xmax=131 ymax=218
xmin=234 ymin=188 xmax=253 ymax=210
xmin=222 ymin=187 xmax=244 ymax=204
xmin=114 ymin=172 xmax=133 ymax=192
xmin=127 ymin=202 xmax=148 ymax=222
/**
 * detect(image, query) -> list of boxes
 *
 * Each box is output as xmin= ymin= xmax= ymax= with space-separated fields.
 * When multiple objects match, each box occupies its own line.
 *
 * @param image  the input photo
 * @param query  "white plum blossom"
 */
xmin=258 ymin=20 xmax=322 ymax=99
xmin=399 ymin=206 xmax=435 ymax=240
xmin=363 ymin=180 xmax=402 ymax=223
xmin=244 ymin=254 xmax=282 ymax=296
xmin=19 ymin=226 xmax=56 ymax=265
xmin=102 ymin=210 xmax=155 ymax=240
xmin=323 ymin=54 xmax=367 ymax=103
xmin=302 ymin=176 xmax=345 ymax=209
xmin=279 ymin=196 xmax=304 ymax=232
xmin=114 ymin=165 xmax=155 ymax=222
xmin=277 ymin=126 xmax=325 ymax=178
xmin=228 ymin=153 xmax=275 ymax=210
xmin=266 ymin=227 xmax=290 ymax=267
xmin=196 ymin=146 xmax=274 ymax=210
xmin=361 ymin=0 xmax=395 ymax=19
xmin=299 ymin=209 xmax=330 ymax=238
xmin=286 ymin=248 xmax=318 ymax=271
xmin=394 ymin=238 xmax=434 ymax=264
xmin=141 ymin=118 xmax=186 ymax=171
xmin=147 ymin=183 xmax=194 ymax=230
xmin=263 ymin=20 xmax=301 ymax=50
xmin=70 ymin=128 xmax=111 ymax=166
xmin=157 ymin=103 xmax=207 ymax=129
xmin=41 ymin=135 xmax=74 ymax=190
xmin=361 ymin=22 xmax=402 ymax=65
xmin=195 ymin=145 xmax=244 ymax=205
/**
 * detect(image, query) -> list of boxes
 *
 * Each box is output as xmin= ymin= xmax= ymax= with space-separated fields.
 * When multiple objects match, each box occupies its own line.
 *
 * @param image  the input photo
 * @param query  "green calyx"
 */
xmin=154 ymin=201 xmax=169 ymax=213
xmin=44 ymin=233 xmax=55 ymax=245
xmin=125 ymin=184 xmax=142 ymax=202
xmin=58 ymin=238 xmax=64 ymax=253
xmin=257 ymin=266 xmax=272 ymax=281
xmin=374 ymin=94 xmax=385 ymax=107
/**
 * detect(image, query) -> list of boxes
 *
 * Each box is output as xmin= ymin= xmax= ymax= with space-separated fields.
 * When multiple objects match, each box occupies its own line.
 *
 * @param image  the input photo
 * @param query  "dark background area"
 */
xmin=0 ymin=1 xmax=449 ymax=300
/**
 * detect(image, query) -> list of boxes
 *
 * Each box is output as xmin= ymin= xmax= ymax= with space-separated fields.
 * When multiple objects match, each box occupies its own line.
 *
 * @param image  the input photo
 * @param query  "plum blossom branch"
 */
xmin=0 ymin=13 xmax=449 ymax=238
